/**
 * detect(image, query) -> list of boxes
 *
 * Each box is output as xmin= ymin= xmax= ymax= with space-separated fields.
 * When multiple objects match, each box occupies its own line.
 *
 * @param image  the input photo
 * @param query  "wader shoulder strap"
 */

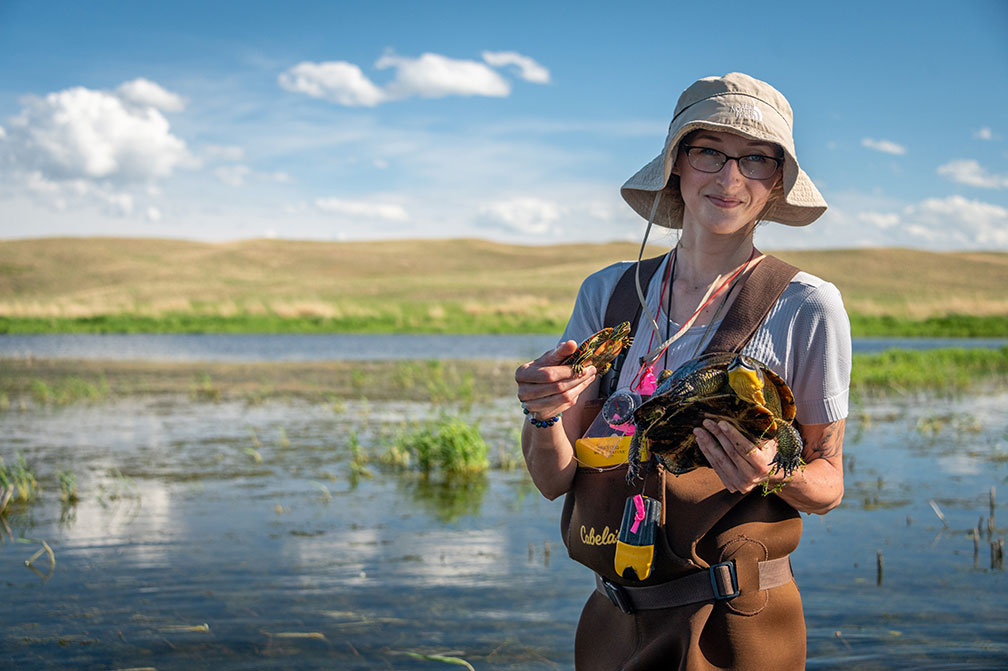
xmin=603 ymin=255 xmax=666 ymax=328
xmin=595 ymin=254 xmax=666 ymax=400
xmin=702 ymin=255 xmax=800 ymax=355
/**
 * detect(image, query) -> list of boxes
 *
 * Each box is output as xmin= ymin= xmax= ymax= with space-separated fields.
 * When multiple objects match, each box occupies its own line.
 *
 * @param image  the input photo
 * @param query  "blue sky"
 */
xmin=1 ymin=0 xmax=1006 ymax=249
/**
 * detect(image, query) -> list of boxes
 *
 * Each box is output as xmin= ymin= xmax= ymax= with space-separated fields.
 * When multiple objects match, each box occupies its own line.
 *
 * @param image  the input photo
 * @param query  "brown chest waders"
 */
xmin=561 ymin=256 xmax=807 ymax=671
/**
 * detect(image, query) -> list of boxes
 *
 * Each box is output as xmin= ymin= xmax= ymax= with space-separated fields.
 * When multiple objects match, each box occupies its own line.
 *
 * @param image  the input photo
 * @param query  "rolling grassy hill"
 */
xmin=1 ymin=237 xmax=1005 ymax=335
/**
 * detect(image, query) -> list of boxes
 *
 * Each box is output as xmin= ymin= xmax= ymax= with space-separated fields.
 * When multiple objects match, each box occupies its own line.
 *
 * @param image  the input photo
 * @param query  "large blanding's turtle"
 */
xmin=627 ymin=352 xmax=804 ymax=484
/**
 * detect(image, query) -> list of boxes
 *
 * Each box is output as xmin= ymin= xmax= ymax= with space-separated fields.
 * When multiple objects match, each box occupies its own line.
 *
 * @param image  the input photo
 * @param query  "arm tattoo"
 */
xmin=804 ymin=420 xmax=845 ymax=461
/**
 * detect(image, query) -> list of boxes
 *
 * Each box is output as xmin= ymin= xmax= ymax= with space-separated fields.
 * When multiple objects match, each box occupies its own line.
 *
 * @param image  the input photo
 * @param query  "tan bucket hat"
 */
xmin=621 ymin=72 xmax=827 ymax=228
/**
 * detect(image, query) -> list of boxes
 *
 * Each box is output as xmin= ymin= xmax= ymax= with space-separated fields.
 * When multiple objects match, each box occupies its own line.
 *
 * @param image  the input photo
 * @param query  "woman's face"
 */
xmin=672 ymin=130 xmax=782 ymax=239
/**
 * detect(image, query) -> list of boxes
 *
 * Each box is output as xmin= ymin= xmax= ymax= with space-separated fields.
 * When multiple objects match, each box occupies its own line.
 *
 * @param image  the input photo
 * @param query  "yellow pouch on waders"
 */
xmin=573 ymin=388 xmax=645 ymax=468
xmin=614 ymin=494 xmax=662 ymax=581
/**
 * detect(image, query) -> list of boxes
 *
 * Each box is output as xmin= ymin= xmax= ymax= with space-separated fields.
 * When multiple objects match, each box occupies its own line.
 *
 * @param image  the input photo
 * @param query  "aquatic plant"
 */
xmin=391 ymin=415 xmax=489 ymax=476
xmin=190 ymin=373 xmax=220 ymax=401
xmin=348 ymin=432 xmax=373 ymax=483
xmin=28 ymin=376 xmax=108 ymax=405
xmin=58 ymin=470 xmax=79 ymax=504
xmin=0 ymin=455 xmax=39 ymax=504
xmin=393 ymin=361 xmax=476 ymax=405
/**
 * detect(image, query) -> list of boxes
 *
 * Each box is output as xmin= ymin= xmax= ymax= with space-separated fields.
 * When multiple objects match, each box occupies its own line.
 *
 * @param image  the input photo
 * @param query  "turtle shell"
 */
xmin=562 ymin=321 xmax=632 ymax=376
xmin=629 ymin=352 xmax=801 ymax=478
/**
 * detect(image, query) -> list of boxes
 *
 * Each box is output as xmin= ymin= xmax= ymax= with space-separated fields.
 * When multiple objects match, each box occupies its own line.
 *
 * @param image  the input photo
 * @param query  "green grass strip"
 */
xmin=850 ymin=346 xmax=1008 ymax=396
xmin=1 ymin=312 xmax=1006 ymax=336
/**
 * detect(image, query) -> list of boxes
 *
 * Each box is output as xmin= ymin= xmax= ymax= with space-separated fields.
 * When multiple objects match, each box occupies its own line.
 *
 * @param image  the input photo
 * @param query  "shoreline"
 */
xmin=2 ymin=347 xmax=1007 ymax=406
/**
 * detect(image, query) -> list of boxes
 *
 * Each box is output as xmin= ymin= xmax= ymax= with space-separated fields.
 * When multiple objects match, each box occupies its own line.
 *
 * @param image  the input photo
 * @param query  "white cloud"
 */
xmin=861 ymin=138 xmax=906 ymax=155
xmin=974 ymin=127 xmax=995 ymax=141
xmin=278 ymin=61 xmax=387 ymax=106
xmin=315 ymin=197 xmax=408 ymax=221
xmin=147 ymin=206 xmax=162 ymax=222
xmin=115 ymin=78 xmax=187 ymax=112
xmin=376 ymin=52 xmax=510 ymax=100
xmin=477 ymin=197 xmax=564 ymax=234
xmin=857 ymin=211 xmax=900 ymax=229
xmin=204 ymin=144 xmax=246 ymax=162
xmin=937 ymin=159 xmax=1008 ymax=189
xmin=279 ymin=51 xmax=543 ymax=106
xmin=215 ymin=164 xmax=250 ymax=187
xmin=481 ymin=51 xmax=551 ymax=84
xmin=904 ymin=195 xmax=1008 ymax=247
xmin=1 ymin=84 xmax=195 ymax=183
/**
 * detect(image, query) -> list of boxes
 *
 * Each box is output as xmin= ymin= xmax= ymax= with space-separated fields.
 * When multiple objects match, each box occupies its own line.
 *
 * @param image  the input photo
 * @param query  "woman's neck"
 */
xmin=672 ymin=236 xmax=757 ymax=291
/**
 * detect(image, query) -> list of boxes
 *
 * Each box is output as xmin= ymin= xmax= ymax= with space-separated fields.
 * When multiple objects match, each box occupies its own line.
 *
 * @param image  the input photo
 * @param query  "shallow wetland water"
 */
xmin=2 ymin=390 xmax=1007 ymax=669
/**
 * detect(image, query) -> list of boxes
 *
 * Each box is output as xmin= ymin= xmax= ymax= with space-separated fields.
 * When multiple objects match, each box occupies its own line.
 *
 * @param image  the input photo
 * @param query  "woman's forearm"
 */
xmin=521 ymin=421 xmax=577 ymax=500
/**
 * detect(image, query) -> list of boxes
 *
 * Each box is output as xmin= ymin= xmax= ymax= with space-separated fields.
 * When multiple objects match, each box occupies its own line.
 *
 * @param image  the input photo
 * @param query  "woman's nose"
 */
xmin=715 ymin=157 xmax=746 ymax=184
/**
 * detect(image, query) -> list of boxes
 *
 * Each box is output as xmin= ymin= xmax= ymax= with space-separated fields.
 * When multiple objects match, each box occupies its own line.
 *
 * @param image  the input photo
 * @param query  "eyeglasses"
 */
xmin=681 ymin=146 xmax=783 ymax=180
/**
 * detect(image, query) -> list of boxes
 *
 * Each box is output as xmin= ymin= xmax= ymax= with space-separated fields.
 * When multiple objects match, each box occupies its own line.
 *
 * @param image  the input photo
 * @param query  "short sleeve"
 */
xmin=788 ymin=281 xmax=851 ymax=425
xmin=559 ymin=262 xmax=632 ymax=346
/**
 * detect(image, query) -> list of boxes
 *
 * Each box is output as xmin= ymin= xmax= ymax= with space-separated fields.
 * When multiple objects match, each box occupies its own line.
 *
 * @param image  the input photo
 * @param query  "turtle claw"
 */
xmin=626 ymin=434 xmax=644 ymax=484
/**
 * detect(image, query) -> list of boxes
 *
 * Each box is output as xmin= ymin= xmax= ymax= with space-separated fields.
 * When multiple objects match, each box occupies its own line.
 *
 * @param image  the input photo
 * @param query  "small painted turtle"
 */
xmin=562 ymin=321 xmax=632 ymax=377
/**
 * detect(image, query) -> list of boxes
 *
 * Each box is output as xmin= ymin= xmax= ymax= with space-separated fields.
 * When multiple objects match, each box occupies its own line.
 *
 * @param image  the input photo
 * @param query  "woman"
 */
xmin=515 ymin=73 xmax=850 ymax=670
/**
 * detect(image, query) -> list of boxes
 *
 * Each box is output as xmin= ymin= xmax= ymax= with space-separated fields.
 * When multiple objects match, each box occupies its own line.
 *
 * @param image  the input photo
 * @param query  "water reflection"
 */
xmin=1 ymin=392 xmax=1006 ymax=668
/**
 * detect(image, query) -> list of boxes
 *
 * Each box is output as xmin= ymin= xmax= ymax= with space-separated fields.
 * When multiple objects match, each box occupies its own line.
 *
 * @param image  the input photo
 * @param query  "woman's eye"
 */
xmin=744 ymin=155 xmax=770 ymax=164
xmin=697 ymin=148 xmax=721 ymax=157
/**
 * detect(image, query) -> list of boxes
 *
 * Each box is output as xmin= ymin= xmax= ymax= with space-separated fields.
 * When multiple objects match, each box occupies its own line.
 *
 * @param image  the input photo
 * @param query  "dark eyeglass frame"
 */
xmin=681 ymin=145 xmax=783 ymax=180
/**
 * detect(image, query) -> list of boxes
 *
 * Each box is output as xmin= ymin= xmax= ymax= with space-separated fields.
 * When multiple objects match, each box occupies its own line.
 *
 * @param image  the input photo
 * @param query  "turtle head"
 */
xmin=727 ymin=355 xmax=766 ymax=406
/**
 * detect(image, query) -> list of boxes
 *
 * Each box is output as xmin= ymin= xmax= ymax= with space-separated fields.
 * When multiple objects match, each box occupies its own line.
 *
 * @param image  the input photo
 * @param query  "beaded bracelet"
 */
xmin=522 ymin=403 xmax=561 ymax=428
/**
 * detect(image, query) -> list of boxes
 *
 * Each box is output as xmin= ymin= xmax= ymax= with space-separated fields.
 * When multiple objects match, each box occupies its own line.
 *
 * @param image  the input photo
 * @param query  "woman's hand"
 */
xmin=694 ymin=420 xmax=777 ymax=494
xmin=516 ymin=340 xmax=600 ymax=500
xmin=514 ymin=340 xmax=597 ymax=420
xmin=694 ymin=418 xmax=846 ymax=514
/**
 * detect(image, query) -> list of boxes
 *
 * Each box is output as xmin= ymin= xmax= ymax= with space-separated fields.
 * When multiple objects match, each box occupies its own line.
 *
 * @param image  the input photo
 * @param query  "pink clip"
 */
xmin=636 ymin=366 xmax=657 ymax=395
xmin=630 ymin=494 xmax=646 ymax=534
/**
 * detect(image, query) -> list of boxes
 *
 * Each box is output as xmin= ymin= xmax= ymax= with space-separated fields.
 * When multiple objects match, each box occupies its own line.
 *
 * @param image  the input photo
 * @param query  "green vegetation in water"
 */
xmin=393 ymin=360 xmax=476 ymax=405
xmin=850 ymin=346 xmax=1008 ymax=396
xmin=386 ymin=415 xmax=489 ymax=476
xmin=29 ymin=376 xmax=108 ymax=404
xmin=0 ymin=455 xmax=39 ymax=505
xmin=58 ymin=470 xmax=79 ymax=504
xmin=348 ymin=432 xmax=373 ymax=484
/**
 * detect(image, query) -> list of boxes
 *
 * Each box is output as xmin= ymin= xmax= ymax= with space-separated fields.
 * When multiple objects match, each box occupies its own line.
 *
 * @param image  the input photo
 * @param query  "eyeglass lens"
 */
xmin=686 ymin=147 xmax=779 ymax=180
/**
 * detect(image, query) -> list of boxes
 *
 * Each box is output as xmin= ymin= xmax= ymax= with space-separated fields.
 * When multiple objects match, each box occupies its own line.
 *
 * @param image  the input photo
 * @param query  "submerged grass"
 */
xmin=0 ymin=347 xmax=1005 ymax=410
xmin=0 ymin=455 xmax=39 ymax=506
xmin=387 ymin=415 xmax=489 ymax=476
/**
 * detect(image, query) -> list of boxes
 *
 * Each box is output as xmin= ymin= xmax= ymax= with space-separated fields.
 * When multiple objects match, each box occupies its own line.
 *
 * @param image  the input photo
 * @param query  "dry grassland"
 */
xmin=1 ymin=237 xmax=1006 ymax=325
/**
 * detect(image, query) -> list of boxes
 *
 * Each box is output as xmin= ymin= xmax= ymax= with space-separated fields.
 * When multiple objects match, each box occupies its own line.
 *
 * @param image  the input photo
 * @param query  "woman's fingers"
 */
xmin=695 ymin=419 xmax=777 ymax=493
xmin=518 ymin=367 xmax=596 ymax=418
xmin=515 ymin=340 xmax=597 ymax=418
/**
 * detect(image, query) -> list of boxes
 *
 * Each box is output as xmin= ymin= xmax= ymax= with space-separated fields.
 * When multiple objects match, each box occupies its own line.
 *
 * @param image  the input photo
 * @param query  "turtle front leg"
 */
xmin=770 ymin=422 xmax=805 ymax=478
xmin=626 ymin=433 xmax=645 ymax=484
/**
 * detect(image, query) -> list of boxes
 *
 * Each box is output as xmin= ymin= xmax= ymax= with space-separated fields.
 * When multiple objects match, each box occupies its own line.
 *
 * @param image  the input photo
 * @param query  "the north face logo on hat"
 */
xmin=728 ymin=102 xmax=763 ymax=122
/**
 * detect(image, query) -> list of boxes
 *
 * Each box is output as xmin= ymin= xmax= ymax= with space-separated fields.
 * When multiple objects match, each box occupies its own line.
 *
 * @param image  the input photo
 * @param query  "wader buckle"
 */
xmin=709 ymin=561 xmax=740 ymax=600
xmin=600 ymin=577 xmax=635 ymax=614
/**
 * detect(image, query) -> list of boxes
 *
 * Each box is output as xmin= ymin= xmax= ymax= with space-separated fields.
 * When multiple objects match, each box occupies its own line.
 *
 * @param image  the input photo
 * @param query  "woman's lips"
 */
xmin=706 ymin=194 xmax=742 ymax=208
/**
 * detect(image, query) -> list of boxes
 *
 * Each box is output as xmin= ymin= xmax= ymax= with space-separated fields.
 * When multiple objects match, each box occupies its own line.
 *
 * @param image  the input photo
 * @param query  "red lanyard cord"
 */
xmin=631 ymin=247 xmax=756 ymax=390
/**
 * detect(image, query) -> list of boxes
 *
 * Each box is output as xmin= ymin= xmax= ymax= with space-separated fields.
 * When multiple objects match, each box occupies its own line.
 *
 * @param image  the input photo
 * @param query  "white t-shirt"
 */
xmin=560 ymin=256 xmax=851 ymax=425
